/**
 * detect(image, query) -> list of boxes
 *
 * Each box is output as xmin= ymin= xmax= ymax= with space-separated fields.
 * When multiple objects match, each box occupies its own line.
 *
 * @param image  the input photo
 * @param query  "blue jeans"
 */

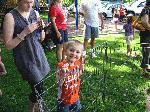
xmin=57 ymin=100 xmax=81 ymax=112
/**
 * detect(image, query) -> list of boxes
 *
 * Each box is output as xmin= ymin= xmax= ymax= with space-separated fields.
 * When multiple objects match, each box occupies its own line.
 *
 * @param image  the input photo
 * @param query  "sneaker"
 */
xmin=91 ymin=52 xmax=97 ymax=58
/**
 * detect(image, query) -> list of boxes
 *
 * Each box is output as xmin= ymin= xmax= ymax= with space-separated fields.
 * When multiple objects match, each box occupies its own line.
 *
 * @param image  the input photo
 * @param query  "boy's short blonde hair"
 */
xmin=63 ymin=40 xmax=83 ymax=51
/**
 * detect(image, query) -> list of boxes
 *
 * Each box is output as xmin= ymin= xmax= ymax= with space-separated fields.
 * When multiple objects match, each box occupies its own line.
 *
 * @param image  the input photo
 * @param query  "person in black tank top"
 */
xmin=2 ymin=0 xmax=50 ymax=111
xmin=140 ymin=1 xmax=150 ymax=77
xmin=140 ymin=1 xmax=150 ymax=111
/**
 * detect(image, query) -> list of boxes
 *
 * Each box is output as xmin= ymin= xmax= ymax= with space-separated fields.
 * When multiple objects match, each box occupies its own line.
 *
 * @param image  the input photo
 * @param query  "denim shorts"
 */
xmin=57 ymin=99 xmax=81 ymax=112
xmin=50 ymin=28 xmax=68 ymax=45
xmin=85 ymin=24 xmax=99 ymax=39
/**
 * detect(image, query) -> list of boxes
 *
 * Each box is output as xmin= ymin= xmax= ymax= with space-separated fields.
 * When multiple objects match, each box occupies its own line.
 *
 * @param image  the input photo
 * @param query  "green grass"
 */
xmin=0 ymin=32 xmax=149 ymax=112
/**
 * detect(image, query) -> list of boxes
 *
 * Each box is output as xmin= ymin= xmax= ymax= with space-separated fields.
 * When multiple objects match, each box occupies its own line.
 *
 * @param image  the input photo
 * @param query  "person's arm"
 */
xmin=3 ymin=13 xmax=40 ymax=50
xmin=99 ymin=12 xmax=104 ymax=30
xmin=98 ymin=1 xmax=104 ymax=30
xmin=3 ymin=13 xmax=25 ymax=50
xmin=79 ymin=50 xmax=86 ymax=73
xmin=79 ymin=3 xmax=85 ymax=17
xmin=141 ymin=14 xmax=150 ymax=31
xmin=56 ymin=66 xmax=60 ymax=84
xmin=35 ymin=11 xmax=45 ymax=41
xmin=56 ymin=65 xmax=67 ymax=87
xmin=51 ymin=17 xmax=61 ymax=39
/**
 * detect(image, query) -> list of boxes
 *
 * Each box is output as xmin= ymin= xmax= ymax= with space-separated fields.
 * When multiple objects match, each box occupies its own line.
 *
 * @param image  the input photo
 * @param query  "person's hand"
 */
xmin=56 ymin=31 xmax=62 ymax=40
xmin=81 ymin=50 xmax=86 ymax=64
xmin=20 ymin=22 xmax=39 ymax=39
xmin=37 ymin=18 xmax=45 ymax=29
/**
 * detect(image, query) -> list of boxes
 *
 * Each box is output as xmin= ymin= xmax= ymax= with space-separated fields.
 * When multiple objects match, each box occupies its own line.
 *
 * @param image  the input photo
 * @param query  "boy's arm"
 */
xmin=56 ymin=66 xmax=60 ymax=84
xmin=56 ymin=65 xmax=68 ymax=86
xmin=79 ymin=50 xmax=86 ymax=73
xmin=98 ymin=1 xmax=104 ymax=30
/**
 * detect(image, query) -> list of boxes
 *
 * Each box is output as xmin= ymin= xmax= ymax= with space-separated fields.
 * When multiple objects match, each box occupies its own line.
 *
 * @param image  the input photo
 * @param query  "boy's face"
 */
xmin=66 ymin=45 xmax=83 ymax=63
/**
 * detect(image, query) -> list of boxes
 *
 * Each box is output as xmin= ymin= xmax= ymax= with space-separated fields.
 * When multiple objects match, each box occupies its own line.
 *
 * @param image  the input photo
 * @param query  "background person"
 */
xmin=111 ymin=8 xmax=119 ymax=31
xmin=56 ymin=40 xmax=85 ymax=112
xmin=49 ymin=0 xmax=68 ymax=62
xmin=123 ymin=14 xmax=134 ymax=57
xmin=79 ymin=0 xmax=104 ymax=58
xmin=3 ymin=0 xmax=50 ymax=111
xmin=139 ymin=1 xmax=150 ymax=77
xmin=139 ymin=0 xmax=150 ymax=111
xmin=119 ymin=5 xmax=125 ymax=22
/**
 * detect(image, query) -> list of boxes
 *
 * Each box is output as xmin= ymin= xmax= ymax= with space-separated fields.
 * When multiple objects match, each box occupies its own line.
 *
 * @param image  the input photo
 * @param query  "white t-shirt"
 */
xmin=80 ymin=0 xmax=102 ymax=27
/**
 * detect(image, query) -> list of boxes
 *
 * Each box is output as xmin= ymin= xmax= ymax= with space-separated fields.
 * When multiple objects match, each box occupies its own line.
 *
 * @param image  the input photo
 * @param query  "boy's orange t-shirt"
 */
xmin=56 ymin=60 xmax=81 ymax=104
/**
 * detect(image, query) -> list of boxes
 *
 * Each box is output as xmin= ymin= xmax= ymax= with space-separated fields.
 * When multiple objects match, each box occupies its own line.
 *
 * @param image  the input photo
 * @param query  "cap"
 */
xmin=127 ymin=13 xmax=133 ymax=17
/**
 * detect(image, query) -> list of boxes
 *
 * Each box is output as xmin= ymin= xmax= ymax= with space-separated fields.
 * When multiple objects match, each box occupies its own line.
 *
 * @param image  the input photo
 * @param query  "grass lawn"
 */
xmin=0 ymin=32 xmax=149 ymax=112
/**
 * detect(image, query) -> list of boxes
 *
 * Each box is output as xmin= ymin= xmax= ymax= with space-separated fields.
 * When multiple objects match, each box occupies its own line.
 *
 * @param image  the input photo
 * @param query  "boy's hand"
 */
xmin=81 ymin=50 xmax=86 ymax=64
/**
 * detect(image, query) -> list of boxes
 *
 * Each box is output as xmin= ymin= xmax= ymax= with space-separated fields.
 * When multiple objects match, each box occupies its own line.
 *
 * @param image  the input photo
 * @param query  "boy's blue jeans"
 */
xmin=57 ymin=99 xmax=81 ymax=112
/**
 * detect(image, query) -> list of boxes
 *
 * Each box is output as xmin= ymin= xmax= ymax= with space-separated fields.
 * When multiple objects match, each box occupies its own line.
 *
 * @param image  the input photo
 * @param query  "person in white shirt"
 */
xmin=79 ymin=0 xmax=104 ymax=57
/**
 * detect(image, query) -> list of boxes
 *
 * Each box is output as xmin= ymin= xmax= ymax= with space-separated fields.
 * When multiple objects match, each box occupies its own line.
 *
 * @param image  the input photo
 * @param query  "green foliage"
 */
xmin=123 ymin=0 xmax=134 ymax=3
xmin=63 ymin=0 xmax=82 ymax=6
xmin=63 ymin=0 xmax=73 ymax=6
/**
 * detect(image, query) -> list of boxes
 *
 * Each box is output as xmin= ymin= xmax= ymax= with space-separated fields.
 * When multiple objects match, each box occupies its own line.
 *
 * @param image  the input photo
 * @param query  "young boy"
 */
xmin=123 ymin=14 xmax=134 ymax=57
xmin=56 ymin=40 xmax=85 ymax=112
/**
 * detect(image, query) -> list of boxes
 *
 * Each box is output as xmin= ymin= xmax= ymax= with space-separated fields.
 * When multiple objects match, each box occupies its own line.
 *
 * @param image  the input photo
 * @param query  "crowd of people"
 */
xmin=111 ymin=5 xmax=127 ymax=31
xmin=1 ymin=0 xmax=150 ymax=111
